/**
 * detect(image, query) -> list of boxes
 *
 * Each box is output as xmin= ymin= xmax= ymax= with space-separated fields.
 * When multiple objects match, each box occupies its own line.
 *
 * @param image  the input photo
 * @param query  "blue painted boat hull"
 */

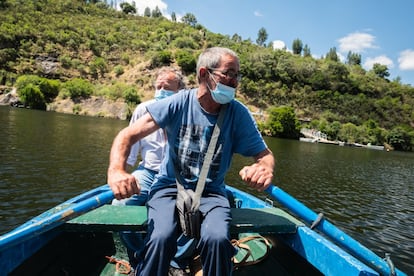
xmin=0 ymin=184 xmax=407 ymax=276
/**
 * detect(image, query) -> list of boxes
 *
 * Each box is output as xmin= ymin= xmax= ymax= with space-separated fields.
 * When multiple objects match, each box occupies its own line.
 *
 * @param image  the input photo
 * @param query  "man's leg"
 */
xmin=136 ymin=186 xmax=179 ymax=275
xmin=198 ymin=193 xmax=235 ymax=276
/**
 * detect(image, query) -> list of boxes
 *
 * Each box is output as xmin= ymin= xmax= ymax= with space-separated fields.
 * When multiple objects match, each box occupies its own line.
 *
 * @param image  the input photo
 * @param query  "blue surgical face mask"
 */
xmin=207 ymin=73 xmax=235 ymax=104
xmin=154 ymin=89 xmax=175 ymax=100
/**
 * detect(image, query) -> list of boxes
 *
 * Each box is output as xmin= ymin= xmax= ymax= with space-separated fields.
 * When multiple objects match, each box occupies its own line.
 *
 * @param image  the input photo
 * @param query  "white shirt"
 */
xmin=126 ymin=99 xmax=166 ymax=171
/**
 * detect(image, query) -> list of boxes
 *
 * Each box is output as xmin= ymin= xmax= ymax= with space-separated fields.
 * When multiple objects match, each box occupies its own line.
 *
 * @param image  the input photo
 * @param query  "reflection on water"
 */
xmin=265 ymin=138 xmax=414 ymax=273
xmin=229 ymin=137 xmax=414 ymax=274
xmin=1 ymin=106 xmax=413 ymax=274
xmin=0 ymin=106 xmax=128 ymax=232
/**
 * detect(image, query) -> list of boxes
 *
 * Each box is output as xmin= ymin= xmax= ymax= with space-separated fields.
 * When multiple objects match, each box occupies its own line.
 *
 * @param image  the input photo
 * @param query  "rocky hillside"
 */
xmin=0 ymin=86 xmax=130 ymax=119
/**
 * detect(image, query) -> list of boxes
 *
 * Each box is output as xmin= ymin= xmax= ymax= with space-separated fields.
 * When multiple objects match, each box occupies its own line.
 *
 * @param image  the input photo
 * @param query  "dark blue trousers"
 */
xmin=136 ymin=186 xmax=235 ymax=275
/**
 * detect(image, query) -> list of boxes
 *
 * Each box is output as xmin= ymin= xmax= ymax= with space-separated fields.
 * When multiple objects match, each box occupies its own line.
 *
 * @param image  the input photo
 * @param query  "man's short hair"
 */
xmin=196 ymin=47 xmax=239 ymax=81
xmin=154 ymin=66 xmax=185 ymax=89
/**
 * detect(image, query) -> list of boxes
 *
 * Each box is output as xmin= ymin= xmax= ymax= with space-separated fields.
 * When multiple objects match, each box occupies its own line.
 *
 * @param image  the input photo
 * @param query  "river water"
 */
xmin=0 ymin=105 xmax=413 ymax=274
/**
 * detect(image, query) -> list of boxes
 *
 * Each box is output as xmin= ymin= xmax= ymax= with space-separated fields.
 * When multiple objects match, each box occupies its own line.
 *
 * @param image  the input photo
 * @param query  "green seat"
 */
xmin=65 ymin=205 xmax=302 ymax=234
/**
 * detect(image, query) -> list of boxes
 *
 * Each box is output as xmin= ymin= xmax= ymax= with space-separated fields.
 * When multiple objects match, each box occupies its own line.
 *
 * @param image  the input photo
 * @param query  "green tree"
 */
xmin=303 ymin=44 xmax=311 ymax=57
xmin=347 ymin=51 xmax=361 ymax=66
xmin=39 ymin=78 xmax=60 ymax=102
xmin=18 ymin=84 xmax=46 ymax=110
xmin=387 ymin=125 xmax=414 ymax=151
xmin=151 ymin=6 xmax=162 ymax=18
xmin=16 ymin=75 xmax=59 ymax=103
xmin=16 ymin=75 xmax=42 ymax=91
xmin=120 ymin=2 xmax=136 ymax=14
xmin=150 ymin=50 xmax=172 ymax=68
xmin=63 ymin=78 xmax=94 ymax=99
xmin=326 ymin=47 xmax=339 ymax=62
xmin=232 ymin=34 xmax=242 ymax=43
xmin=89 ymin=57 xmax=107 ymax=78
xmin=181 ymin=13 xmax=197 ymax=27
xmin=360 ymin=119 xmax=386 ymax=145
xmin=175 ymin=50 xmax=196 ymax=73
xmin=338 ymin=122 xmax=359 ymax=143
xmin=144 ymin=7 xmax=151 ymax=17
xmin=292 ymin=38 xmax=303 ymax=55
xmin=123 ymin=87 xmax=140 ymax=104
xmin=325 ymin=121 xmax=342 ymax=141
xmin=372 ymin=63 xmax=390 ymax=79
xmin=171 ymin=12 xmax=176 ymax=22
xmin=266 ymin=106 xmax=301 ymax=138
xmin=256 ymin=27 xmax=268 ymax=46
xmin=0 ymin=0 xmax=8 ymax=9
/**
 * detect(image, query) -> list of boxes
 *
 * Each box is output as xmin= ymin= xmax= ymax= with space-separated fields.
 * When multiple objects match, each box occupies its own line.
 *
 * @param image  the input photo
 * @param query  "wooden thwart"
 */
xmin=65 ymin=205 xmax=302 ymax=234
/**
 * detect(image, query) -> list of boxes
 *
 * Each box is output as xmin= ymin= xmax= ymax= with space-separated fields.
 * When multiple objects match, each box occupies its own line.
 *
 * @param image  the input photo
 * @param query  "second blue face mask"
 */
xmin=154 ymin=89 xmax=175 ymax=100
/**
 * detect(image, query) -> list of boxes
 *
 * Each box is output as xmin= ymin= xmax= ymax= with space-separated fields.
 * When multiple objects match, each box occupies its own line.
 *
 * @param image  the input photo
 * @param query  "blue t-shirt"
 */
xmin=146 ymin=89 xmax=267 ymax=195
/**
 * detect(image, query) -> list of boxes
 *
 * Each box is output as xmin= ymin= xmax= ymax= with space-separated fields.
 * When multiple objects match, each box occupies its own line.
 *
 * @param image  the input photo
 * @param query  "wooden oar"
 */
xmin=0 ymin=186 xmax=114 ymax=251
xmin=265 ymin=185 xmax=406 ymax=276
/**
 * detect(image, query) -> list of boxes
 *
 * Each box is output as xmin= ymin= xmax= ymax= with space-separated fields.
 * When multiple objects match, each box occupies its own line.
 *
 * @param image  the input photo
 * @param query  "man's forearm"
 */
xmin=108 ymin=129 xmax=132 ymax=173
xmin=255 ymin=148 xmax=275 ymax=171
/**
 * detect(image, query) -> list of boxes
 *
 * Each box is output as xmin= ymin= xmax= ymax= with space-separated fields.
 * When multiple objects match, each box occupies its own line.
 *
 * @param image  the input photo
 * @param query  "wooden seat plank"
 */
xmin=65 ymin=205 xmax=301 ymax=234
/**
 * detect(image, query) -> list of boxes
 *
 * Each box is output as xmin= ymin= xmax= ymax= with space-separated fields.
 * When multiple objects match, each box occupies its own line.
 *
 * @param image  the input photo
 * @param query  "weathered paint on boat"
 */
xmin=0 ymin=184 xmax=407 ymax=276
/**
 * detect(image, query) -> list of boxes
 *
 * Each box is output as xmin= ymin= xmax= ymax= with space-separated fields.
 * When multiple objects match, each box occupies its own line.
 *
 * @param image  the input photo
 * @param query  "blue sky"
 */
xmin=121 ymin=0 xmax=414 ymax=87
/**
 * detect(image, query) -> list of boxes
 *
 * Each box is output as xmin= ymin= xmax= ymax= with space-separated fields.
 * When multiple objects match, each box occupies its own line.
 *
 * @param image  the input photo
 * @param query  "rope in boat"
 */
xmin=105 ymin=255 xmax=131 ymax=274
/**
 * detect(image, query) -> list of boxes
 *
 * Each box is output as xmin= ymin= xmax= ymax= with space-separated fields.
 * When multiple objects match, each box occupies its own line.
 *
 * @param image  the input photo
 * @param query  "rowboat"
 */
xmin=0 ymin=184 xmax=406 ymax=276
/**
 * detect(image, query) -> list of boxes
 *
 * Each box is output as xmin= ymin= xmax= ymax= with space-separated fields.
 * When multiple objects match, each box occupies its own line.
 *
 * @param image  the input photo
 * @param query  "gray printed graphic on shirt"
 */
xmin=175 ymin=124 xmax=221 ymax=186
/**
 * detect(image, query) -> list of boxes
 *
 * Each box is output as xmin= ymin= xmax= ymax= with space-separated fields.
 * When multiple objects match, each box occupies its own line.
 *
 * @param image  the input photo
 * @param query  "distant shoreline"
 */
xmin=0 ymin=88 xmax=130 ymax=120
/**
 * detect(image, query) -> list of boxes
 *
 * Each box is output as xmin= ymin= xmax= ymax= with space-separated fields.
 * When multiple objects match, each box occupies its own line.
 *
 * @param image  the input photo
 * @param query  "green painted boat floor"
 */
xmin=101 ymin=233 xmax=301 ymax=276
xmin=64 ymin=205 xmax=303 ymax=276
xmin=67 ymin=205 xmax=305 ymax=275
xmin=66 ymin=205 xmax=303 ymax=234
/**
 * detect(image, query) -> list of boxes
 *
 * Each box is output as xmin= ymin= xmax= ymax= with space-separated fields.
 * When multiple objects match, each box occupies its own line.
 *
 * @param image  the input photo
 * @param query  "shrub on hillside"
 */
xmin=265 ymin=106 xmax=301 ymax=139
xmin=18 ymin=83 xmax=46 ymax=110
xmin=123 ymin=87 xmax=140 ymax=104
xmin=16 ymin=75 xmax=42 ymax=91
xmin=387 ymin=125 xmax=414 ymax=151
xmin=62 ymin=78 xmax=94 ymax=99
xmin=16 ymin=75 xmax=60 ymax=105
xmin=114 ymin=65 xmax=124 ymax=77
xmin=38 ymin=78 xmax=60 ymax=101
xmin=175 ymin=50 xmax=196 ymax=74
xmin=150 ymin=50 xmax=172 ymax=68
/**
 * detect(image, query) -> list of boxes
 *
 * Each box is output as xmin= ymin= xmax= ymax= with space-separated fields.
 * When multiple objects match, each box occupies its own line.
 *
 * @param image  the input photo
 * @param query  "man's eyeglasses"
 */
xmin=208 ymin=68 xmax=242 ymax=82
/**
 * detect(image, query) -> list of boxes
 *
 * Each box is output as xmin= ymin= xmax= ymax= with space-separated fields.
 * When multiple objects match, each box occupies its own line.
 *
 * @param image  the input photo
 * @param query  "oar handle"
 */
xmin=265 ymin=185 xmax=406 ymax=276
xmin=0 ymin=187 xmax=114 ymax=251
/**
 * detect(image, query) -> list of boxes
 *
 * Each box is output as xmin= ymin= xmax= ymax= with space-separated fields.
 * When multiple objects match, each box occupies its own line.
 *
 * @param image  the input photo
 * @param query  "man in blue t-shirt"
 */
xmin=108 ymin=47 xmax=275 ymax=275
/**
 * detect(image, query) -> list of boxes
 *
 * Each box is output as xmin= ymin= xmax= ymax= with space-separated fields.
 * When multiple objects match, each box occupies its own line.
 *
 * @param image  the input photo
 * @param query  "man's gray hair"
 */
xmin=154 ymin=66 xmax=186 ymax=89
xmin=196 ymin=47 xmax=239 ymax=81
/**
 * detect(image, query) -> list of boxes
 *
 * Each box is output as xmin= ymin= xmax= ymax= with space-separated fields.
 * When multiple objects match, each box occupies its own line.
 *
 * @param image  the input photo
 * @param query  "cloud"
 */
xmin=338 ymin=32 xmax=377 ymax=53
xmin=363 ymin=55 xmax=394 ymax=69
xmin=272 ymin=40 xmax=286 ymax=50
xmin=254 ymin=11 xmax=263 ymax=17
xmin=271 ymin=40 xmax=293 ymax=53
xmin=398 ymin=50 xmax=414 ymax=70
xmin=272 ymin=40 xmax=286 ymax=49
